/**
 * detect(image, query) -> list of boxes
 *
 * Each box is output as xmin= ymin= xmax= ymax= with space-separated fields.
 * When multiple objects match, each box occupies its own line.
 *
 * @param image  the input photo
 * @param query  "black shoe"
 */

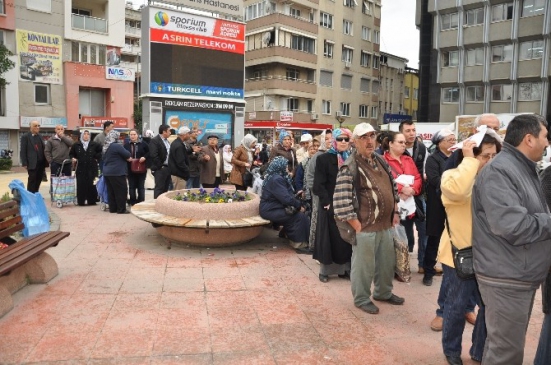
xmin=295 ymin=247 xmax=313 ymax=255
xmin=117 ymin=211 xmax=131 ymax=214
xmin=445 ymin=356 xmax=463 ymax=365
xmin=356 ymin=302 xmax=379 ymax=314
xmin=338 ymin=271 xmax=350 ymax=280
xmin=318 ymin=274 xmax=329 ymax=283
xmin=423 ymin=276 xmax=433 ymax=286
xmin=373 ymin=293 xmax=405 ymax=305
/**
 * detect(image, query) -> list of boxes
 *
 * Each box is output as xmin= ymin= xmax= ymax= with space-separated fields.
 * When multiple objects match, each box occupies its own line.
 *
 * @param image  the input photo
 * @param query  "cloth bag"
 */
xmin=335 ymin=218 xmax=356 ymax=245
xmin=130 ymin=159 xmax=146 ymax=174
xmin=242 ymin=169 xmax=254 ymax=187
xmin=393 ymin=224 xmax=411 ymax=282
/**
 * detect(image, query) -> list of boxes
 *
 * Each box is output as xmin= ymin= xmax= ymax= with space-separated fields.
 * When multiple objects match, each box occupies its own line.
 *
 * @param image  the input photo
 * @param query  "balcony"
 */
xmin=72 ymin=14 xmax=107 ymax=33
xmin=245 ymin=75 xmax=317 ymax=96
xmin=246 ymin=12 xmax=317 ymax=34
xmin=122 ymin=44 xmax=141 ymax=55
xmin=246 ymin=46 xmax=317 ymax=68
xmin=119 ymin=61 xmax=138 ymax=72
xmin=125 ymin=26 xmax=141 ymax=37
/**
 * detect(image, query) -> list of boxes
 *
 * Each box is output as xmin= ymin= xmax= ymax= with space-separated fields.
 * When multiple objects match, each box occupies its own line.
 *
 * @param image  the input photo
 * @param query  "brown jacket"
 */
xmin=199 ymin=145 xmax=224 ymax=185
xmin=229 ymin=145 xmax=249 ymax=186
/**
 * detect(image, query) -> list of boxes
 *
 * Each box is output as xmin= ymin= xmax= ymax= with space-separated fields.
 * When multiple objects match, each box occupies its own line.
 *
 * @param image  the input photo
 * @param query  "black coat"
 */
xmin=20 ymin=132 xmax=45 ymax=169
xmin=124 ymin=140 xmax=150 ymax=175
xmin=70 ymin=141 xmax=101 ymax=178
xmin=425 ymin=149 xmax=449 ymax=236
xmin=148 ymin=135 xmax=169 ymax=172
xmin=168 ymin=138 xmax=190 ymax=180
xmin=312 ymin=153 xmax=338 ymax=207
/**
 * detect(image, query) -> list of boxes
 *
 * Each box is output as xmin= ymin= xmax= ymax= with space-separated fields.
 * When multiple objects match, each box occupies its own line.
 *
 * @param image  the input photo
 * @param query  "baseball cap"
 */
xmin=352 ymin=123 xmax=376 ymax=138
xmin=300 ymin=133 xmax=313 ymax=143
xmin=178 ymin=126 xmax=191 ymax=135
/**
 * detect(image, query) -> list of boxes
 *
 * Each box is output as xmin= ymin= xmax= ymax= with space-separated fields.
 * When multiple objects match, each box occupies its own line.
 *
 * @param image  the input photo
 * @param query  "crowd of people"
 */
xmin=19 ymin=114 xmax=551 ymax=364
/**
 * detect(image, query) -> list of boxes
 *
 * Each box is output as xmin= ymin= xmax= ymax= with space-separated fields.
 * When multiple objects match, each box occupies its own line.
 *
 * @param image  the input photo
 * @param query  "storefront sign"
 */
xmin=383 ymin=113 xmax=412 ymax=124
xmin=106 ymin=66 xmax=135 ymax=82
xmin=20 ymin=116 xmax=67 ymax=128
xmin=280 ymin=111 xmax=293 ymax=122
xmin=163 ymin=99 xmax=235 ymax=110
xmin=16 ymin=30 xmax=62 ymax=84
xmin=81 ymin=117 xmax=128 ymax=128
xmin=244 ymin=121 xmax=333 ymax=131
xmin=150 ymin=2 xmax=243 ymax=25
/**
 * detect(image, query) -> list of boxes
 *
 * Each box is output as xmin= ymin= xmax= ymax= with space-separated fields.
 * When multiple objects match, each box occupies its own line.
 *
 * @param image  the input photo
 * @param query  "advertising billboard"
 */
xmin=16 ymin=30 xmax=62 ymax=84
xmin=165 ymin=109 xmax=233 ymax=146
xmin=106 ymin=66 xmax=136 ymax=82
xmin=143 ymin=7 xmax=245 ymax=101
xmin=152 ymin=0 xmax=243 ymax=19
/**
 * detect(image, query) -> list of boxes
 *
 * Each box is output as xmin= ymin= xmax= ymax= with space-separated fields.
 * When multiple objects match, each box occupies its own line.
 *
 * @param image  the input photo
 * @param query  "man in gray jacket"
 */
xmin=472 ymin=114 xmax=551 ymax=364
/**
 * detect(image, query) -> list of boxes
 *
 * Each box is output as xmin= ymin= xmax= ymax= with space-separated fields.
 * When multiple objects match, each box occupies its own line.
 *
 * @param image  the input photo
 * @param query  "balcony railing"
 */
xmin=72 ymin=14 xmax=108 ymax=33
xmin=121 ymin=44 xmax=141 ymax=55
xmin=125 ymin=25 xmax=141 ymax=36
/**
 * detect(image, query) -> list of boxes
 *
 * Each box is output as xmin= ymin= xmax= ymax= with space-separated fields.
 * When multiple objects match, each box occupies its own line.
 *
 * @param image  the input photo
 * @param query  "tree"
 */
xmin=0 ymin=44 xmax=15 ymax=88
xmin=133 ymin=99 xmax=142 ymax=134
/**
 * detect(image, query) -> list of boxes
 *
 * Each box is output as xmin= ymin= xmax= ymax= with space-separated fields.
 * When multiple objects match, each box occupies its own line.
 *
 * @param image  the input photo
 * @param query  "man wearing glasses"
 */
xmin=20 ymin=120 xmax=46 ymax=193
xmin=334 ymin=123 xmax=404 ymax=315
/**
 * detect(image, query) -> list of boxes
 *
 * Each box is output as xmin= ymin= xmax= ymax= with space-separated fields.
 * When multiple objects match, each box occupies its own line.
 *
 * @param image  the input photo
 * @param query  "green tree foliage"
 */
xmin=133 ymin=100 xmax=142 ymax=134
xmin=0 ymin=44 xmax=15 ymax=88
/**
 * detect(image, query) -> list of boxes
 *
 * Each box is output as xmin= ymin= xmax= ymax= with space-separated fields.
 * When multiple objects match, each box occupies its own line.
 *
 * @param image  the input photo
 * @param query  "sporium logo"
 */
xmin=154 ymin=11 xmax=169 ymax=26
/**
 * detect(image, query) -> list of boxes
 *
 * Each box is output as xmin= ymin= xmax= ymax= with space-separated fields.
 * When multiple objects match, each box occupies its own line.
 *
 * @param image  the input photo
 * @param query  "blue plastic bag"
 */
xmin=8 ymin=179 xmax=50 ymax=237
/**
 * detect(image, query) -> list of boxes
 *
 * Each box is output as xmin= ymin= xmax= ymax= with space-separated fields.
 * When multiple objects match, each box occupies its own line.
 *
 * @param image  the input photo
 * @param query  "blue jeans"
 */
xmin=535 ymin=312 xmax=551 ymax=365
xmin=436 ymin=269 xmax=477 ymax=317
xmin=186 ymin=176 xmax=201 ymax=189
xmin=441 ymin=264 xmax=486 ymax=361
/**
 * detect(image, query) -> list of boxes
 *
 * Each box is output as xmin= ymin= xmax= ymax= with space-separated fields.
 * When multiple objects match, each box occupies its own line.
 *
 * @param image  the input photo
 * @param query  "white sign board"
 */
xmin=156 ymin=0 xmax=243 ymax=19
xmin=106 ymin=66 xmax=135 ymax=82
xmin=280 ymin=111 xmax=293 ymax=122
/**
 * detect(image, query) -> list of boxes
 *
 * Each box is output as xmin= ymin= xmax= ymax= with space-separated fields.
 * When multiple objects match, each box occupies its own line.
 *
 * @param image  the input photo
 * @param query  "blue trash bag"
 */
xmin=96 ymin=175 xmax=108 ymax=204
xmin=8 ymin=179 xmax=50 ymax=237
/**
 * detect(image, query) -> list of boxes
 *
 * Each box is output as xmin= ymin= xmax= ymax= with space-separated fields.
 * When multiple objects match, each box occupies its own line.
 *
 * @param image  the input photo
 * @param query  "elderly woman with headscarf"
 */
xmin=223 ymin=145 xmax=233 ymax=183
xmin=268 ymin=129 xmax=297 ymax=175
xmin=102 ymin=130 xmax=132 ymax=214
xmin=422 ymin=128 xmax=457 ymax=286
xmin=70 ymin=130 xmax=102 ymax=206
xmin=230 ymin=134 xmax=259 ymax=190
xmin=313 ymin=128 xmax=353 ymax=282
xmin=259 ymin=156 xmax=310 ymax=250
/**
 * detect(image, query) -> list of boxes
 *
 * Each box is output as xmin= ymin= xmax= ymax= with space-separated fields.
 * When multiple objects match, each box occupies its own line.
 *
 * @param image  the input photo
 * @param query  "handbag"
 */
xmin=393 ymin=225 xmax=411 ymax=282
xmin=242 ymin=169 xmax=254 ymax=187
xmin=130 ymin=159 xmax=147 ymax=174
xmin=446 ymin=219 xmax=475 ymax=280
xmin=284 ymin=205 xmax=297 ymax=215
xmin=414 ymin=196 xmax=425 ymax=221
xmin=335 ymin=218 xmax=356 ymax=245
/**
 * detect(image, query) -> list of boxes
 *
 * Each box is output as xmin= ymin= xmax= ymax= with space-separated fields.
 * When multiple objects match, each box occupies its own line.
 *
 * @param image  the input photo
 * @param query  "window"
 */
xmin=466 ymin=48 xmax=484 ymax=66
xmin=291 ymin=35 xmax=315 ymax=53
xmin=362 ymin=1 xmax=371 ymax=14
xmin=320 ymin=70 xmax=333 ymax=87
xmin=519 ymin=82 xmax=542 ymax=101
xmin=360 ymin=78 xmax=370 ymax=93
xmin=341 ymin=74 xmax=352 ymax=90
xmin=289 ymin=8 xmax=301 ymax=18
xmin=344 ymin=0 xmax=357 ymax=8
xmin=252 ymin=68 xmax=267 ymax=79
xmin=360 ymin=51 xmax=371 ymax=67
xmin=372 ymin=56 xmax=379 ymax=69
xmin=0 ymin=30 xmax=4 ymax=45
xmin=491 ymin=84 xmax=513 ymax=101
xmin=342 ymin=47 xmax=353 ymax=63
xmin=492 ymin=3 xmax=513 ymax=21
xmin=307 ymin=100 xmax=313 ymax=113
xmin=442 ymin=50 xmax=459 ymax=67
xmin=442 ymin=87 xmax=460 ymax=103
xmin=245 ymin=1 xmax=275 ymax=21
xmin=372 ymin=80 xmax=379 ymax=93
xmin=520 ymin=40 xmax=544 ymax=60
xmin=361 ymin=26 xmax=371 ymax=41
xmin=404 ymin=87 xmax=410 ymax=98
xmin=34 ymin=84 xmax=50 ymax=105
xmin=286 ymin=68 xmax=299 ymax=81
xmin=322 ymin=100 xmax=331 ymax=114
xmin=492 ymin=44 xmax=513 ymax=62
xmin=441 ymin=13 xmax=459 ymax=30
xmin=323 ymin=41 xmax=334 ymax=58
xmin=522 ymin=0 xmax=545 ymax=17
xmin=0 ymin=0 xmax=5 ymax=14
xmin=413 ymin=88 xmax=419 ymax=100
xmin=371 ymin=106 xmax=378 ymax=119
xmin=320 ymin=12 xmax=334 ymax=29
xmin=465 ymin=8 xmax=484 ymax=26
xmin=71 ymin=42 xmax=106 ymax=65
xmin=343 ymin=20 xmax=353 ymax=35
xmin=27 ymin=0 xmax=51 ymax=12
xmin=373 ymin=30 xmax=380 ymax=44
xmin=340 ymin=102 xmax=351 ymax=116
xmin=359 ymin=104 xmax=369 ymax=118
xmin=287 ymin=98 xmax=299 ymax=111
xmin=466 ymin=86 xmax=485 ymax=102
xmin=72 ymin=8 xmax=91 ymax=16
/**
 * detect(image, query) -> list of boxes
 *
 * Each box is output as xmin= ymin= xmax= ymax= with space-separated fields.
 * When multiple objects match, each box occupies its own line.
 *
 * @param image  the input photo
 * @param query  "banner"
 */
xmin=152 ymin=0 xmax=243 ymax=19
xmin=165 ymin=110 xmax=232 ymax=145
xmin=150 ymin=28 xmax=244 ymax=54
xmin=16 ymin=30 xmax=62 ymax=84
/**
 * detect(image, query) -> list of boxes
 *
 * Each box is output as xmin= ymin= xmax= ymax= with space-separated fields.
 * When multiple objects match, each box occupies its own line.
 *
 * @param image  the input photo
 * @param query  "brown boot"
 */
xmin=430 ymin=316 xmax=443 ymax=331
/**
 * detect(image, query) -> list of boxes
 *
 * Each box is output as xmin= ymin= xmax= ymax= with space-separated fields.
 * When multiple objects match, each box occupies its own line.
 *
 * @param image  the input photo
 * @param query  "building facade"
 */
xmin=417 ymin=0 xmax=551 ymax=123
xmin=404 ymin=67 xmax=419 ymax=121
xmin=378 ymin=52 xmax=407 ymax=124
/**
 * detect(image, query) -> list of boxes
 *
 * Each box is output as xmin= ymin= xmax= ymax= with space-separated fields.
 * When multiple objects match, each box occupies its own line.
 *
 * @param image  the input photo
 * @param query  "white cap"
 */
xmin=144 ymin=130 xmax=154 ymax=138
xmin=300 ymin=133 xmax=313 ymax=143
xmin=352 ymin=123 xmax=376 ymax=138
xmin=178 ymin=126 xmax=191 ymax=135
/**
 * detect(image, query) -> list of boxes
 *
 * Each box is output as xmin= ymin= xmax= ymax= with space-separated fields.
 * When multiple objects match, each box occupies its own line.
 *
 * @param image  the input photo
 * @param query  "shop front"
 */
xmin=244 ymin=121 xmax=334 ymax=145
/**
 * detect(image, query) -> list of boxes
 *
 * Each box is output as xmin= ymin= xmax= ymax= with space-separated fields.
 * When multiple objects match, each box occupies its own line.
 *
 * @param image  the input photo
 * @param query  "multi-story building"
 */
xmin=404 ymin=67 xmax=419 ymax=121
xmin=378 ymin=52 xmax=407 ymax=124
xmin=416 ymin=0 xmax=550 ymax=123
xmin=243 ymin=0 xmax=382 ymax=132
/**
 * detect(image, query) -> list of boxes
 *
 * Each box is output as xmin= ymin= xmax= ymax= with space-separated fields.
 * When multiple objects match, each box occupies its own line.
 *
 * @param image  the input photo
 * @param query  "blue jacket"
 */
xmin=103 ymin=143 xmax=131 ymax=176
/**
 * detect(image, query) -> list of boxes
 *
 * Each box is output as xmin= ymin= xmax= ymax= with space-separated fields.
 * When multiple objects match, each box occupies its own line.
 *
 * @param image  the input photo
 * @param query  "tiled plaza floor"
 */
xmin=0 ymin=171 xmax=544 ymax=364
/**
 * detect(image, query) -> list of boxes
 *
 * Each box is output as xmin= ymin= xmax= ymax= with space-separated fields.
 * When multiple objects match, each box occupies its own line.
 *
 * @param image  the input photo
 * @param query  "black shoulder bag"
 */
xmin=445 ymin=218 xmax=475 ymax=280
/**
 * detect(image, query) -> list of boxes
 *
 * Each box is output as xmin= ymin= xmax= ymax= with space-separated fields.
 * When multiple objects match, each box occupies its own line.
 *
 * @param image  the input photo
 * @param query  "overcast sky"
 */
xmin=134 ymin=0 xmax=421 ymax=67
xmin=380 ymin=0 xmax=420 ymax=68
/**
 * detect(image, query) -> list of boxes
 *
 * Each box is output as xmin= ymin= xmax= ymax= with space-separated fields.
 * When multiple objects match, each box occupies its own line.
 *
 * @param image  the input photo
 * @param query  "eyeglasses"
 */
xmin=479 ymin=153 xmax=497 ymax=160
xmin=359 ymin=133 xmax=377 ymax=140
xmin=336 ymin=137 xmax=350 ymax=142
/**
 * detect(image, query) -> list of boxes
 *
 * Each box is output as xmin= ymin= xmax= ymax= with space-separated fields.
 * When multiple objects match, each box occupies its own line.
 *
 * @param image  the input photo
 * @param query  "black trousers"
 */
xmin=76 ymin=172 xmax=97 ymax=205
xmin=105 ymin=175 xmax=128 ymax=213
xmin=203 ymin=177 xmax=222 ymax=189
xmin=27 ymin=161 xmax=45 ymax=193
xmin=423 ymin=234 xmax=441 ymax=278
xmin=153 ymin=166 xmax=171 ymax=199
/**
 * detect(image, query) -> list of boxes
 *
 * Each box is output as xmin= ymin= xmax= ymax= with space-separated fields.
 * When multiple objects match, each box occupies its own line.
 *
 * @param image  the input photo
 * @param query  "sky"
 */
xmin=132 ymin=0 xmax=421 ymax=67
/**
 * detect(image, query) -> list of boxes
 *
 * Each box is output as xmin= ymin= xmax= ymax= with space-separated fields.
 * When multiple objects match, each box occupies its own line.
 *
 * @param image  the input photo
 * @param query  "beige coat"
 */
xmin=199 ymin=145 xmax=224 ymax=185
xmin=229 ymin=145 xmax=250 ymax=186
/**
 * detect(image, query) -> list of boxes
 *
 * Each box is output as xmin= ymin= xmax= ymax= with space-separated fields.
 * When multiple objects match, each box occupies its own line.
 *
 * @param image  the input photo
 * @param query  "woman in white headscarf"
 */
xmin=229 ymin=134 xmax=259 ymax=191
xmin=222 ymin=145 xmax=233 ymax=182
xmin=70 ymin=130 xmax=102 ymax=206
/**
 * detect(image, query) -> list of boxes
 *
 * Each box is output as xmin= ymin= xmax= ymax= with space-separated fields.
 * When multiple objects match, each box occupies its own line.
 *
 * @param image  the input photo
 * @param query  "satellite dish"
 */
xmin=262 ymin=32 xmax=272 ymax=45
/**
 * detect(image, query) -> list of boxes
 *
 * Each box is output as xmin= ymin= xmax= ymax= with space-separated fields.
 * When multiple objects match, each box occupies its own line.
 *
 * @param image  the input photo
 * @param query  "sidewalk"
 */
xmin=0 ymin=173 xmax=544 ymax=364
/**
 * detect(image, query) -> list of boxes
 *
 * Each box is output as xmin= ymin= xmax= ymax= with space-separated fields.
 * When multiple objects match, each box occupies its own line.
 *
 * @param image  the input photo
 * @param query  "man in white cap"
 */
xmin=168 ymin=126 xmax=191 ymax=190
xmin=333 ymin=122 xmax=404 ymax=315
xmin=296 ymin=133 xmax=313 ymax=164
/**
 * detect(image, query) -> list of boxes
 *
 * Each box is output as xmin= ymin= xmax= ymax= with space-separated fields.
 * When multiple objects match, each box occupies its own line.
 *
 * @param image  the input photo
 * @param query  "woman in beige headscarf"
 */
xmin=229 ymin=134 xmax=259 ymax=191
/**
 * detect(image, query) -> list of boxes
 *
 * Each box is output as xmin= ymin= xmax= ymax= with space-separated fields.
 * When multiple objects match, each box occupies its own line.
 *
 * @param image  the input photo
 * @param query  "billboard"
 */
xmin=143 ymin=7 xmax=245 ymax=101
xmin=165 ymin=109 xmax=232 ymax=146
xmin=106 ymin=66 xmax=136 ymax=82
xmin=149 ymin=0 xmax=243 ymax=19
xmin=16 ymin=30 xmax=62 ymax=84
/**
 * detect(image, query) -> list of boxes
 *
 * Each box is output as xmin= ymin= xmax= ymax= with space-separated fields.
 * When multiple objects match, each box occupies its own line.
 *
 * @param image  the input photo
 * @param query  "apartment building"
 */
xmin=404 ymin=67 xmax=419 ymax=121
xmin=378 ymin=52 xmax=407 ymax=124
xmin=243 ymin=0 xmax=382 ymax=129
xmin=416 ymin=0 xmax=551 ymax=123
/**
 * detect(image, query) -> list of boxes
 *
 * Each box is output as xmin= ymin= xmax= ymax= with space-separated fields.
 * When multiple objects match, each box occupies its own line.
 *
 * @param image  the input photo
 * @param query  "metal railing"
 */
xmin=125 ymin=25 xmax=140 ymax=35
xmin=72 ymin=14 xmax=108 ymax=33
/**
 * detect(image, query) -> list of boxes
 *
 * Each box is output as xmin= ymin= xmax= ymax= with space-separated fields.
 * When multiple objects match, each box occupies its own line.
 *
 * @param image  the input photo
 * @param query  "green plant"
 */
xmin=0 ymin=192 xmax=10 ymax=202
xmin=0 ymin=44 xmax=15 ymax=88
xmin=173 ymin=188 xmax=250 ymax=203
xmin=133 ymin=100 xmax=142 ymax=134
xmin=0 ymin=159 xmax=12 ymax=171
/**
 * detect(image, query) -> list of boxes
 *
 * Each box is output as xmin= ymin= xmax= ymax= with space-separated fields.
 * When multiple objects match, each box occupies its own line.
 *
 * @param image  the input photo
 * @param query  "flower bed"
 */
xmin=173 ymin=187 xmax=250 ymax=204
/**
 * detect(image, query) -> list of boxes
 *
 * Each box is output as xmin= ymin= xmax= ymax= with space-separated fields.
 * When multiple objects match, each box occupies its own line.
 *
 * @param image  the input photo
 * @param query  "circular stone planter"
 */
xmin=131 ymin=189 xmax=269 ymax=247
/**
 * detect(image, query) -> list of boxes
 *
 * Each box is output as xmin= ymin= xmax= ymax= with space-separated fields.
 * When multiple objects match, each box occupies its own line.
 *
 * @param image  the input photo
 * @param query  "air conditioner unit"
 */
xmin=336 ymin=111 xmax=342 ymax=117
xmin=311 ymin=113 xmax=319 ymax=120
xmin=345 ymin=61 xmax=351 ymax=69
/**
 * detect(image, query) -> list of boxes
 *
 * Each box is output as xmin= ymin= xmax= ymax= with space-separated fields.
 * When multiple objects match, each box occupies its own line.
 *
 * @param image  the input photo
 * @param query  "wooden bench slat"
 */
xmin=0 ymin=232 xmax=68 ymax=265
xmin=0 ymin=223 xmax=25 ymax=240
xmin=0 ymin=206 xmax=19 ymax=221
xmin=0 ymin=215 xmax=22 ymax=231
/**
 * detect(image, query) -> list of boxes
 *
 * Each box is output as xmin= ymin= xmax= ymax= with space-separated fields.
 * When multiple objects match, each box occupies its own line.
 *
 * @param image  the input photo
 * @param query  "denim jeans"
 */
xmin=441 ymin=264 xmax=486 ymax=361
xmin=534 ymin=312 xmax=551 ymax=365
xmin=186 ymin=176 xmax=201 ymax=189
xmin=436 ymin=272 xmax=477 ymax=317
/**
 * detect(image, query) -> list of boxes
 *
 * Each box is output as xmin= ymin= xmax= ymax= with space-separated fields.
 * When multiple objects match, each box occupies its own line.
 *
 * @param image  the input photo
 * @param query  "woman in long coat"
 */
xmin=123 ymin=129 xmax=150 ymax=205
xmin=229 ymin=134 xmax=258 ymax=190
xmin=312 ymin=128 xmax=353 ymax=283
xmin=70 ymin=130 xmax=102 ymax=206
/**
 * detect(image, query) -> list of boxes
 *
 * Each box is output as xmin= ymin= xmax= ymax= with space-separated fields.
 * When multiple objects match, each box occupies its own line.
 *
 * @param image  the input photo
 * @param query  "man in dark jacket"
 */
xmin=186 ymin=129 xmax=202 ymax=189
xmin=20 ymin=120 xmax=46 ymax=193
xmin=472 ymin=114 xmax=551 ymax=364
xmin=148 ymin=124 xmax=172 ymax=198
xmin=169 ymin=126 xmax=191 ymax=190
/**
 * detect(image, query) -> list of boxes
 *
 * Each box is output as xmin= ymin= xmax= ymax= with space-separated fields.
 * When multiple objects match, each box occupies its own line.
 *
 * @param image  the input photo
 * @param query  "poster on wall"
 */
xmin=16 ymin=30 xmax=62 ymax=84
xmin=165 ymin=110 xmax=233 ymax=146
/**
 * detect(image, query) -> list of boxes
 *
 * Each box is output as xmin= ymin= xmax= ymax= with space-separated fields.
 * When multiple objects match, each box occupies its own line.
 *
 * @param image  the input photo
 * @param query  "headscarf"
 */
xmin=278 ymin=129 xmax=291 ymax=149
xmin=431 ymin=129 xmax=455 ymax=145
xmin=327 ymin=128 xmax=352 ymax=167
xmin=317 ymin=131 xmax=327 ymax=152
xmin=223 ymin=145 xmax=232 ymax=154
xmin=241 ymin=134 xmax=258 ymax=151
xmin=262 ymin=156 xmax=294 ymax=192
xmin=81 ymin=130 xmax=90 ymax=151
xmin=103 ymin=130 xmax=120 ymax=154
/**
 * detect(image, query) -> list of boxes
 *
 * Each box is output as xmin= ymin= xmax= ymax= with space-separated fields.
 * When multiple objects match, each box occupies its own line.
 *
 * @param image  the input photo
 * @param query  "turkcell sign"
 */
xmin=151 ymin=82 xmax=243 ymax=99
xmin=106 ymin=66 xmax=135 ymax=82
